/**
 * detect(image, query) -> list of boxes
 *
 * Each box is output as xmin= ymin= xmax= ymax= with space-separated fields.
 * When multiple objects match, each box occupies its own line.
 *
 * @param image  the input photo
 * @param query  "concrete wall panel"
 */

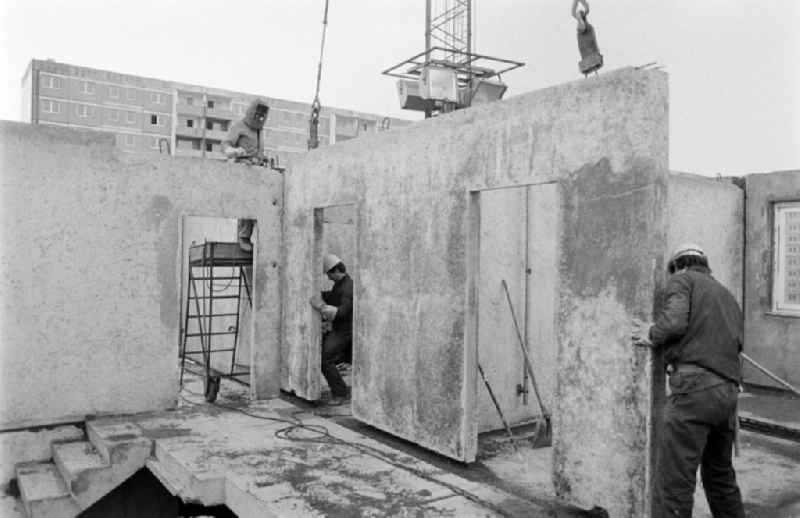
xmin=555 ymin=156 xmax=667 ymax=517
xmin=283 ymin=68 xmax=669 ymax=515
xmin=667 ymin=173 xmax=744 ymax=302
xmin=0 ymin=122 xmax=283 ymax=428
xmin=744 ymin=171 xmax=800 ymax=387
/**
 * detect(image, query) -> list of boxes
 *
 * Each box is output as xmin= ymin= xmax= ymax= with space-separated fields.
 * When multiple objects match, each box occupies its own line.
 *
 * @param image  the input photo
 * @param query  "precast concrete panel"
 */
xmin=284 ymin=68 xmax=669 ymax=517
xmin=667 ymin=172 xmax=744 ymax=304
xmin=0 ymin=122 xmax=283 ymax=428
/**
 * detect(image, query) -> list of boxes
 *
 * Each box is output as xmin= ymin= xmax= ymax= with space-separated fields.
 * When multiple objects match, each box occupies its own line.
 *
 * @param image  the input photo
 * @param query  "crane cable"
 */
xmin=308 ymin=0 xmax=330 ymax=150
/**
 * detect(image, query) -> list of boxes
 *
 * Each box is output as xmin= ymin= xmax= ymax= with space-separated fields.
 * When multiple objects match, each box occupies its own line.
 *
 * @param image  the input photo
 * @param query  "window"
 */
xmin=206 ymin=120 xmax=214 ymax=130
xmin=124 ymin=134 xmax=136 ymax=147
xmin=109 ymin=110 xmax=119 ymax=122
xmin=150 ymin=92 xmax=163 ymax=104
xmin=773 ymin=201 xmax=800 ymax=315
xmin=150 ymin=137 xmax=161 ymax=150
xmin=41 ymin=75 xmax=63 ymax=89
xmin=220 ymin=121 xmax=229 ymax=131
xmin=186 ymin=97 xmax=194 ymax=106
xmin=127 ymin=89 xmax=137 ymax=101
xmin=108 ymin=86 xmax=119 ymax=99
xmin=127 ymin=112 xmax=137 ymax=124
xmin=80 ymin=81 xmax=95 ymax=95
xmin=207 ymin=100 xmax=215 ymax=109
xmin=186 ymin=119 xmax=194 ymax=128
xmin=150 ymin=114 xmax=162 ymax=126
xmin=75 ymin=105 xmax=92 ymax=118
xmin=41 ymin=100 xmax=61 ymax=113
xmin=206 ymin=142 xmax=213 ymax=152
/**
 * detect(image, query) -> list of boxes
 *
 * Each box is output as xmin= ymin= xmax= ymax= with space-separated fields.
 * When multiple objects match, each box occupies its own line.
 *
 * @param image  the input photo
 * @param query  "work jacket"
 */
xmin=222 ymin=99 xmax=268 ymax=157
xmin=322 ymin=274 xmax=353 ymax=334
xmin=649 ymin=266 xmax=743 ymax=384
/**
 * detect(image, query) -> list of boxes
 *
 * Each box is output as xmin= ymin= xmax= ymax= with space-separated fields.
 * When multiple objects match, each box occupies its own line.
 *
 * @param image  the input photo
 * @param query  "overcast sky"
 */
xmin=1 ymin=0 xmax=798 ymax=175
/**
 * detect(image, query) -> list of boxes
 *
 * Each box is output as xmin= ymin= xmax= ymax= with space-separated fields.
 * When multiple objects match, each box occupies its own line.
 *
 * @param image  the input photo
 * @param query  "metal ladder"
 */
xmin=179 ymin=241 xmax=252 ymax=402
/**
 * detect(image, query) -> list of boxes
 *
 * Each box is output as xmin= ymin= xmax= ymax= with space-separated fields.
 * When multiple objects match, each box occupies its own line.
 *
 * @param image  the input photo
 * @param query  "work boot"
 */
xmin=238 ymin=237 xmax=253 ymax=253
xmin=328 ymin=394 xmax=349 ymax=406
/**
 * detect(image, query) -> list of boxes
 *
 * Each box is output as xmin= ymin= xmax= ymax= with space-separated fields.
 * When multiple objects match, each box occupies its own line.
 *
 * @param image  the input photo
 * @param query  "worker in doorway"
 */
xmin=632 ymin=244 xmax=744 ymax=517
xmin=221 ymin=98 xmax=269 ymax=252
xmin=309 ymin=253 xmax=353 ymax=405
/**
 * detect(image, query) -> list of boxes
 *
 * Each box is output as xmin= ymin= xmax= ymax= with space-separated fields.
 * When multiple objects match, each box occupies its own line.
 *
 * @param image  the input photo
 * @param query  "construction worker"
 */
xmin=309 ymin=253 xmax=353 ymax=405
xmin=222 ymin=98 xmax=269 ymax=252
xmin=632 ymin=244 xmax=745 ymax=517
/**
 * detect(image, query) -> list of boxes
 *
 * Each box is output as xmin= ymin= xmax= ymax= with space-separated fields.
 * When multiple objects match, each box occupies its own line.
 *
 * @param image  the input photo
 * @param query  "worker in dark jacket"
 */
xmin=221 ymin=98 xmax=269 ymax=252
xmin=633 ymin=243 xmax=745 ymax=518
xmin=310 ymin=253 xmax=353 ymax=405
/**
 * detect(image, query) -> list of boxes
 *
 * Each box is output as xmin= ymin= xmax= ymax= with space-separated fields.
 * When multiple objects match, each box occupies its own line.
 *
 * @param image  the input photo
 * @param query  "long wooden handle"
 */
xmin=501 ymin=279 xmax=549 ymax=419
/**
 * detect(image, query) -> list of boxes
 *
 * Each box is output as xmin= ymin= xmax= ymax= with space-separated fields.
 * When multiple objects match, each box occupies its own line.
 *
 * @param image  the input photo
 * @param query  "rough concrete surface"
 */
xmin=555 ymin=152 xmax=667 ymax=517
xmin=0 ymin=425 xmax=84 ymax=488
xmin=667 ymin=172 xmax=744 ymax=302
xmin=121 ymin=373 xmax=542 ymax=518
xmin=0 ymin=121 xmax=283 ymax=428
xmin=283 ymin=67 xmax=668 ymax=518
xmin=743 ymin=170 xmax=800 ymax=388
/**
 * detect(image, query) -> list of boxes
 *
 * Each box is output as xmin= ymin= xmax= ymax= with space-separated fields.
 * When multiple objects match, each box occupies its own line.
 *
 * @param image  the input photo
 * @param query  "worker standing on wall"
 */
xmin=632 ymin=244 xmax=745 ymax=517
xmin=310 ymin=253 xmax=353 ymax=405
xmin=221 ymin=98 xmax=270 ymax=252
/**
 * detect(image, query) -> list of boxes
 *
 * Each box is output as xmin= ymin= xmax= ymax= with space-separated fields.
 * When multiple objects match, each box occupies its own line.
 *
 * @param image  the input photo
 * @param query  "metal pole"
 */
xmin=424 ymin=0 xmax=433 ymax=119
xmin=522 ymin=188 xmax=530 ymax=405
xmin=425 ymin=0 xmax=432 ymax=58
xmin=742 ymin=352 xmax=800 ymax=396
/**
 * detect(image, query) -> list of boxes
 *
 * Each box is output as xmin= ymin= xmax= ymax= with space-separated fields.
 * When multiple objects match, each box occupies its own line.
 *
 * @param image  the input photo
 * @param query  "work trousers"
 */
xmin=659 ymin=380 xmax=744 ymax=518
xmin=237 ymin=219 xmax=254 ymax=240
xmin=321 ymin=328 xmax=351 ymax=398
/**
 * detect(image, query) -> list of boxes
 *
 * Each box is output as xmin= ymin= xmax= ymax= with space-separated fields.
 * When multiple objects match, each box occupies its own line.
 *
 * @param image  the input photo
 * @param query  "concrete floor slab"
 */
xmin=110 ymin=383 xmax=541 ymax=517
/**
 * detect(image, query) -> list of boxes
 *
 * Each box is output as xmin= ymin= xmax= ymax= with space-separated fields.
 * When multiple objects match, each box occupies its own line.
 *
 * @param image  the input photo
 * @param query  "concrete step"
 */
xmin=85 ymin=420 xmax=151 ymax=464
xmin=52 ymin=420 xmax=153 ymax=510
xmin=15 ymin=462 xmax=79 ymax=518
xmin=52 ymin=440 xmax=109 ymax=507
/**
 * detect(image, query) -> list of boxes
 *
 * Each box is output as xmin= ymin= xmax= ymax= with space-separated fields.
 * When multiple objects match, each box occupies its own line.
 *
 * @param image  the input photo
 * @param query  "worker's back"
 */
xmin=666 ymin=266 xmax=742 ymax=383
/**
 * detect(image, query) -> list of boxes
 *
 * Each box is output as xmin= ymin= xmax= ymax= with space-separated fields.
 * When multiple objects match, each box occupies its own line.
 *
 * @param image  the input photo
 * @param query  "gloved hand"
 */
xmin=320 ymin=305 xmax=338 ymax=322
xmin=631 ymin=318 xmax=654 ymax=348
xmin=309 ymin=294 xmax=325 ymax=310
xmin=321 ymin=321 xmax=333 ymax=334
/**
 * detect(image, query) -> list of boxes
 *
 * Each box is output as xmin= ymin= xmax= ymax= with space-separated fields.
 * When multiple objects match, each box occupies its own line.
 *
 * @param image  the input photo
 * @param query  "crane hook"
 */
xmin=571 ymin=0 xmax=589 ymax=32
xmin=572 ymin=0 xmax=603 ymax=76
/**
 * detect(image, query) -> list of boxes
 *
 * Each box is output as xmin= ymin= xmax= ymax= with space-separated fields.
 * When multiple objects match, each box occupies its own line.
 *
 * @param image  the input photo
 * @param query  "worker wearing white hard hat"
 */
xmin=309 ymin=253 xmax=353 ymax=405
xmin=632 ymin=243 xmax=744 ymax=516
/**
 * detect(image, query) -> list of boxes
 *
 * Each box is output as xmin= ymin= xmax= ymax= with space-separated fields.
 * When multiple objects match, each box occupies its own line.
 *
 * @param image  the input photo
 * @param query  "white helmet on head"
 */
xmin=668 ymin=243 xmax=706 ymax=272
xmin=670 ymin=243 xmax=705 ymax=263
xmin=323 ymin=253 xmax=342 ymax=273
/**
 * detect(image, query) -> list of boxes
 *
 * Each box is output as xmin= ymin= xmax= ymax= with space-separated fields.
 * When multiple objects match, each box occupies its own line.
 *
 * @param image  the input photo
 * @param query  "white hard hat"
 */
xmin=323 ymin=253 xmax=342 ymax=273
xmin=670 ymin=243 xmax=706 ymax=263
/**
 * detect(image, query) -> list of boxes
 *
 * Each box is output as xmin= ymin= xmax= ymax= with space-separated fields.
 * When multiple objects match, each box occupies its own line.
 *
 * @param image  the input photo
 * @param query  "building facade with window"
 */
xmin=21 ymin=59 xmax=410 ymax=164
xmin=743 ymin=170 xmax=800 ymax=388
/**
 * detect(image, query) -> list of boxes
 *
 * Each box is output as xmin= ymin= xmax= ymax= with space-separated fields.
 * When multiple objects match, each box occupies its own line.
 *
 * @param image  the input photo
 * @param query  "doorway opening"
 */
xmin=468 ymin=183 xmax=559 ymax=480
xmin=179 ymin=216 xmax=257 ymax=402
xmin=312 ymin=204 xmax=358 ymax=402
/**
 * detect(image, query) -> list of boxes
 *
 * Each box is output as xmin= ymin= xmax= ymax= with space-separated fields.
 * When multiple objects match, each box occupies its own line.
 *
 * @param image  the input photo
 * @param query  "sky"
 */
xmin=1 ymin=0 xmax=798 ymax=175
